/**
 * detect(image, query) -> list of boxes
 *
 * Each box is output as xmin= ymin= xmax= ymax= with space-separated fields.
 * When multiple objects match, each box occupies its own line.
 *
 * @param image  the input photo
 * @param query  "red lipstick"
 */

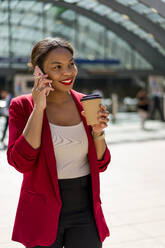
xmin=60 ymin=78 xmax=73 ymax=86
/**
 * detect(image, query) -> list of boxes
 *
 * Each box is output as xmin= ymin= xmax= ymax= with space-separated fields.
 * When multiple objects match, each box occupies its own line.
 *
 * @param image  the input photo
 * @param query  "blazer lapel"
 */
xmin=29 ymin=94 xmax=60 ymax=200
xmin=70 ymin=90 xmax=99 ymax=173
xmin=70 ymin=90 xmax=91 ymax=135
xmin=42 ymin=111 xmax=61 ymax=201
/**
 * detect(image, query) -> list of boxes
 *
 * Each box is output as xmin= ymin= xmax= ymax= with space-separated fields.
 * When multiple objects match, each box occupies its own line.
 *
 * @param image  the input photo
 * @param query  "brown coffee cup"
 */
xmin=80 ymin=94 xmax=102 ymax=125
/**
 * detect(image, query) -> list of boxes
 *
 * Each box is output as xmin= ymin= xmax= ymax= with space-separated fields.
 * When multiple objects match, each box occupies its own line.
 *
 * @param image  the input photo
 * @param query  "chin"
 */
xmin=55 ymin=85 xmax=74 ymax=93
xmin=61 ymin=82 xmax=74 ymax=89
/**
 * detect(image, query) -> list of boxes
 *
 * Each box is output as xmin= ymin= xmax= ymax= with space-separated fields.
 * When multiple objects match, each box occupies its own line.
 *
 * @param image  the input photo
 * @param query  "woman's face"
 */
xmin=43 ymin=47 xmax=78 ymax=92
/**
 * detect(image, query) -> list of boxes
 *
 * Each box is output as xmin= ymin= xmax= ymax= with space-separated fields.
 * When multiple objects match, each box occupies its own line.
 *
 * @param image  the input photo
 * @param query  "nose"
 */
xmin=63 ymin=66 xmax=72 ymax=76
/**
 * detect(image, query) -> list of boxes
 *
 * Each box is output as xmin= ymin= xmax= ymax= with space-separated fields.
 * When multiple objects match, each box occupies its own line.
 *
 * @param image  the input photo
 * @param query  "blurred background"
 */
xmin=0 ymin=0 xmax=165 ymax=248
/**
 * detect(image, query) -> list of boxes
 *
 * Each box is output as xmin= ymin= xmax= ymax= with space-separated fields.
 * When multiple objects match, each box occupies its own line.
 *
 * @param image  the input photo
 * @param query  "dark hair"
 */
xmin=29 ymin=37 xmax=74 ymax=72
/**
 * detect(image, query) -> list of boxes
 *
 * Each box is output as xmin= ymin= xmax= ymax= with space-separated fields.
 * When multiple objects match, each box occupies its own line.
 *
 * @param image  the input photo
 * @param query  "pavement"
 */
xmin=105 ymin=112 xmax=165 ymax=145
xmin=0 ymin=113 xmax=165 ymax=248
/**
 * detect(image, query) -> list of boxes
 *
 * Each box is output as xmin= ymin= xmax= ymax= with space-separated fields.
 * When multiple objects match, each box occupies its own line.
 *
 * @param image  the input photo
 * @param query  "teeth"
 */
xmin=61 ymin=79 xmax=72 ymax=83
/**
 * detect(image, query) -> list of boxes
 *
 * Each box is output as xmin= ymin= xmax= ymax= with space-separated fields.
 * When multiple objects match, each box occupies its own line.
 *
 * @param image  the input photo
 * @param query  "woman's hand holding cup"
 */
xmin=81 ymin=103 xmax=109 ymax=136
xmin=80 ymin=94 xmax=109 ymax=138
xmin=91 ymin=104 xmax=109 ymax=136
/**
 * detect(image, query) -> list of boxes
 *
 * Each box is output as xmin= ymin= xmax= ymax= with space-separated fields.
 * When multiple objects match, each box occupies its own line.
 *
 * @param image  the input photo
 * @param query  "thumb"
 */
xmin=81 ymin=111 xmax=85 ymax=117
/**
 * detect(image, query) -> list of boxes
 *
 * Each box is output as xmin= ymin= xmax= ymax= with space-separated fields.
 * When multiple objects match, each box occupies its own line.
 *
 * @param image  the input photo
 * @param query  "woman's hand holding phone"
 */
xmin=32 ymin=66 xmax=54 ymax=111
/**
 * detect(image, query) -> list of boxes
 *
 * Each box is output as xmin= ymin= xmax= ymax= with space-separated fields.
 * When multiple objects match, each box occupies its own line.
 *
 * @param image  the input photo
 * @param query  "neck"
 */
xmin=46 ymin=89 xmax=72 ymax=104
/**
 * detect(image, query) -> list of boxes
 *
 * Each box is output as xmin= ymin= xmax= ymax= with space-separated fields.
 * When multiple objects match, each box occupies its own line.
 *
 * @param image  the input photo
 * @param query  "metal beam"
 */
xmin=86 ymin=68 xmax=165 ymax=77
xmin=0 ymin=67 xmax=164 ymax=78
xmin=139 ymin=0 xmax=165 ymax=19
xmin=39 ymin=0 xmax=165 ymax=71
xmin=99 ymin=0 xmax=165 ymax=50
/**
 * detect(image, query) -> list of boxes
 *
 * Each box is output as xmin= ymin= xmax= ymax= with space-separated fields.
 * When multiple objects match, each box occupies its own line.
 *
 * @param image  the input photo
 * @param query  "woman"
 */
xmin=136 ymin=88 xmax=149 ymax=129
xmin=7 ymin=37 xmax=111 ymax=248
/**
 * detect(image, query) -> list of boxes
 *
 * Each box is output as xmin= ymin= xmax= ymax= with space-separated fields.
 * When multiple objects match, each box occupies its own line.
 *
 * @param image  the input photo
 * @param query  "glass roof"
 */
xmin=74 ymin=0 xmax=165 ymax=56
xmin=60 ymin=11 xmax=151 ymax=69
xmin=1 ymin=0 xmax=165 ymax=71
xmin=116 ymin=0 xmax=165 ymax=28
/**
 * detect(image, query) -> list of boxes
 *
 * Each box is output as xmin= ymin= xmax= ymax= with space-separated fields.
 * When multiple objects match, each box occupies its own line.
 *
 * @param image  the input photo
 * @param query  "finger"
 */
xmin=98 ymin=111 xmax=109 ymax=117
xmin=41 ymin=86 xmax=54 ymax=95
xmin=36 ymin=85 xmax=54 ymax=93
xmin=34 ymin=74 xmax=48 ymax=80
xmin=34 ymin=75 xmax=49 ymax=85
xmin=35 ymin=79 xmax=53 ymax=91
xmin=92 ymin=127 xmax=102 ymax=133
xmin=101 ymin=103 xmax=106 ymax=109
xmin=34 ymin=77 xmax=40 ymax=88
xmin=98 ymin=117 xmax=109 ymax=124
xmin=33 ymin=74 xmax=48 ymax=88
xmin=45 ymin=84 xmax=55 ymax=96
xmin=100 ymin=122 xmax=108 ymax=128
xmin=46 ymin=86 xmax=55 ymax=96
xmin=98 ymin=116 xmax=109 ymax=121
xmin=92 ymin=125 xmax=102 ymax=132
xmin=33 ymin=65 xmax=44 ymax=76
xmin=81 ymin=111 xmax=85 ymax=117
xmin=38 ymin=79 xmax=52 ymax=88
xmin=46 ymin=90 xmax=50 ymax=97
xmin=100 ymin=104 xmax=106 ymax=111
xmin=36 ymin=85 xmax=53 ymax=93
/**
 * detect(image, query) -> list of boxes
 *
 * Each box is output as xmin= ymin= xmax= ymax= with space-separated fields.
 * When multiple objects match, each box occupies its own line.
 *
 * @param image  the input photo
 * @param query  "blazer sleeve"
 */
xmin=7 ymin=99 xmax=40 ymax=173
xmin=97 ymin=145 xmax=111 ymax=172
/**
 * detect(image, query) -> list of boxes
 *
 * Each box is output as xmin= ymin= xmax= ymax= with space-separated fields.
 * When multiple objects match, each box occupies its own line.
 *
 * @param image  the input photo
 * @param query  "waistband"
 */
xmin=58 ymin=174 xmax=91 ymax=189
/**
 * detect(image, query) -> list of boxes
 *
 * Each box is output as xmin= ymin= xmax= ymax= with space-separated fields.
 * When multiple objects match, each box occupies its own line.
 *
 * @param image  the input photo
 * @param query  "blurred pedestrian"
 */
xmin=149 ymin=76 xmax=164 ymax=121
xmin=136 ymin=88 xmax=149 ymax=129
xmin=7 ymin=37 xmax=111 ymax=248
xmin=0 ymin=89 xmax=13 ymax=145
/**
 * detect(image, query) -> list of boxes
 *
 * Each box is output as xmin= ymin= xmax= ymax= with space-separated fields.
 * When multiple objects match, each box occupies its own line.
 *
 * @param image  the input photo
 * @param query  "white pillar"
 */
xmin=163 ymin=93 xmax=165 ymax=121
xmin=112 ymin=93 xmax=118 ymax=123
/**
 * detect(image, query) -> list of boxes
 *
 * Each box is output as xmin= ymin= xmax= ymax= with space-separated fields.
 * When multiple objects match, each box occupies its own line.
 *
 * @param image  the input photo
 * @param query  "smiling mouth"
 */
xmin=60 ymin=78 xmax=73 ymax=85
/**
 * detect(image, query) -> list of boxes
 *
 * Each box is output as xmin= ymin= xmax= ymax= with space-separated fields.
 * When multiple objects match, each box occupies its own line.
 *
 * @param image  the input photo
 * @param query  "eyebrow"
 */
xmin=51 ymin=58 xmax=74 ymax=65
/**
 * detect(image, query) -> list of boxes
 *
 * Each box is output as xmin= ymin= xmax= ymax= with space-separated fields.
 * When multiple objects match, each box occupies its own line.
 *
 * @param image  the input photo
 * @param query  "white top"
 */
xmin=49 ymin=121 xmax=91 ymax=179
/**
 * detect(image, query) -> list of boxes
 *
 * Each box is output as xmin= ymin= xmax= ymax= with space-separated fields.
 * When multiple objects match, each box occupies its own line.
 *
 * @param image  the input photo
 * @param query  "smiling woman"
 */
xmin=7 ymin=37 xmax=111 ymax=248
xmin=29 ymin=38 xmax=77 ymax=94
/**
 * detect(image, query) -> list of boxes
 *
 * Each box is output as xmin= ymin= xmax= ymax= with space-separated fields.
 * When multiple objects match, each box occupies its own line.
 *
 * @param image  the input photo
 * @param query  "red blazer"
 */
xmin=7 ymin=89 xmax=111 ymax=247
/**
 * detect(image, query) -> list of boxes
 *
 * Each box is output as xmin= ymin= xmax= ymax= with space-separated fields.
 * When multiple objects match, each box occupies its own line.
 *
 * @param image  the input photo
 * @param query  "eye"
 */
xmin=70 ymin=62 xmax=75 ymax=67
xmin=53 ymin=65 xmax=61 ymax=70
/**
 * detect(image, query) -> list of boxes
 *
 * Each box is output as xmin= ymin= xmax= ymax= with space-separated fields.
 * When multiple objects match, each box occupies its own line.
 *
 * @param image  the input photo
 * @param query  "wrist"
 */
xmin=92 ymin=130 xmax=105 ymax=140
xmin=92 ymin=131 xmax=103 ymax=137
xmin=33 ymin=105 xmax=45 ymax=113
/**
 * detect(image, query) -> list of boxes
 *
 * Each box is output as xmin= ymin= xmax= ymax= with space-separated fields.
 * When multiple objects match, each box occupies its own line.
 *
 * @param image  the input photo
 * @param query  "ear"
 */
xmin=33 ymin=65 xmax=44 ymax=76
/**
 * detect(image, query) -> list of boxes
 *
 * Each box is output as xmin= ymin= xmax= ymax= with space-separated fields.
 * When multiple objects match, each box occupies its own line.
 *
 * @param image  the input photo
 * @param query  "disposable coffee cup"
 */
xmin=80 ymin=94 xmax=102 ymax=125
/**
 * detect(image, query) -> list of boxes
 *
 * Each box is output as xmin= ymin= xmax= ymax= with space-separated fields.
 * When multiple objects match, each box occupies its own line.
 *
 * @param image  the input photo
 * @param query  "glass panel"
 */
xmin=147 ymin=12 xmax=165 ymax=23
xmin=0 ymin=0 xmax=158 ymax=70
xmin=131 ymin=3 xmax=151 ymax=14
xmin=115 ymin=0 xmax=165 ymax=30
xmin=116 ymin=0 xmax=138 ymax=6
xmin=75 ymin=1 xmax=165 ymax=54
